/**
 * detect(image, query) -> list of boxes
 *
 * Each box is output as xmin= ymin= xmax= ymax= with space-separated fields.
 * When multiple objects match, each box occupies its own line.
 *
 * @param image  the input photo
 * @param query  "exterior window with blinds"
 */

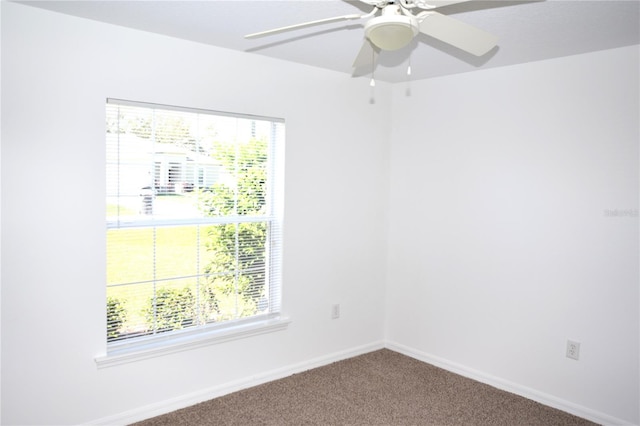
xmin=106 ymin=99 xmax=284 ymax=350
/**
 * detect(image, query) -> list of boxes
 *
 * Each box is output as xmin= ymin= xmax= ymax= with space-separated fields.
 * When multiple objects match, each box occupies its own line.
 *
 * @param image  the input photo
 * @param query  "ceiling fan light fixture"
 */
xmin=365 ymin=14 xmax=418 ymax=51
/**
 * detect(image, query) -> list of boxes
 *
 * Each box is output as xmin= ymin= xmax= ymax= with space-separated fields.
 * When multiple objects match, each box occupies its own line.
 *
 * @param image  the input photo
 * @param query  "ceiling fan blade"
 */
xmin=352 ymin=39 xmax=380 ymax=68
xmin=418 ymin=11 xmax=497 ymax=56
xmin=245 ymin=13 xmax=363 ymax=39
xmin=412 ymin=0 xmax=472 ymax=9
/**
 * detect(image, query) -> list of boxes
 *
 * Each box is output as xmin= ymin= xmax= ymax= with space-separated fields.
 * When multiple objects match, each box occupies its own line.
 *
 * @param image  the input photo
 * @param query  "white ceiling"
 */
xmin=19 ymin=0 xmax=640 ymax=83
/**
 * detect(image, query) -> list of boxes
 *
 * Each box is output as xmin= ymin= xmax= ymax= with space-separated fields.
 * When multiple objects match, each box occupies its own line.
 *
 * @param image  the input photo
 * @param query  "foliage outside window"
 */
xmin=106 ymin=99 xmax=284 ymax=347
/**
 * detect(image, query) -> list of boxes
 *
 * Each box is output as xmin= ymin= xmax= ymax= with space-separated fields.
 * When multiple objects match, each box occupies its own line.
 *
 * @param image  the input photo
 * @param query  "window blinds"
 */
xmin=106 ymin=99 xmax=284 ymax=346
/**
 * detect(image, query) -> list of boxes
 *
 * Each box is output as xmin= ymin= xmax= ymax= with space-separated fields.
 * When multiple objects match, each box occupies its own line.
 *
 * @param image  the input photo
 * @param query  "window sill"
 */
xmin=95 ymin=316 xmax=291 ymax=369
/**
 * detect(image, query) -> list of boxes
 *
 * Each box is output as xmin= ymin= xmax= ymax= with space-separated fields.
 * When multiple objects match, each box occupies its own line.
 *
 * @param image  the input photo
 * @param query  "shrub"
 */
xmin=107 ymin=297 xmax=127 ymax=341
xmin=146 ymin=287 xmax=196 ymax=333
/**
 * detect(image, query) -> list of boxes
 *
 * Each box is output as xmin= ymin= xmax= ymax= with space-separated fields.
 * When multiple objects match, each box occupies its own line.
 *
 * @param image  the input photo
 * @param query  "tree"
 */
xmin=198 ymin=138 xmax=268 ymax=322
xmin=106 ymin=107 xmax=201 ymax=152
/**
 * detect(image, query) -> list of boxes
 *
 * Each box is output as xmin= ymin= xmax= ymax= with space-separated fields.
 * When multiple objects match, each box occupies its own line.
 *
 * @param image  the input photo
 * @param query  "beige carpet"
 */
xmin=134 ymin=349 xmax=598 ymax=425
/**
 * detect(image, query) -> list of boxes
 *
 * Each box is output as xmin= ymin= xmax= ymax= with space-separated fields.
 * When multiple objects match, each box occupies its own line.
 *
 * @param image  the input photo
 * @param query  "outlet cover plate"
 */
xmin=566 ymin=340 xmax=580 ymax=360
xmin=331 ymin=304 xmax=340 ymax=319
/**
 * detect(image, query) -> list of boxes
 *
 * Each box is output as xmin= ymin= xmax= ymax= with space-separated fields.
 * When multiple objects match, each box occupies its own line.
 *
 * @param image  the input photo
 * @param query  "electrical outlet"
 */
xmin=331 ymin=304 xmax=340 ymax=319
xmin=566 ymin=340 xmax=580 ymax=360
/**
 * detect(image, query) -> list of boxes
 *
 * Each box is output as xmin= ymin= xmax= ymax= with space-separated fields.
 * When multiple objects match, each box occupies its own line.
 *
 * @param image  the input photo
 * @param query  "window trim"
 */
xmin=104 ymin=98 xmax=286 ymax=362
xmin=95 ymin=315 xmax=290 ymax=368
xmin=107 ymin=98 xmax=285 ymax=124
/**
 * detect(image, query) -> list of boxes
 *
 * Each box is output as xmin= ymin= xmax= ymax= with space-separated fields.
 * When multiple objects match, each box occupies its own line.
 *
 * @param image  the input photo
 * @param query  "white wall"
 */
xmin=0 ymin=3 xmax=390 ymax=424
xmin=386 ymin=46 xmax=639 ymax=424
xmin=0 ymin=2 xmax=3 ymax=422
xmin=2 ymin=2 xmax=639 ymax=425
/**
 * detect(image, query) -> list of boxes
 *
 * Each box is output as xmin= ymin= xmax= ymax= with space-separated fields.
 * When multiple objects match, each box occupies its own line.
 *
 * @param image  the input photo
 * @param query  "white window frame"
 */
xmin=97 ymin=99 xmax=287 ymax=368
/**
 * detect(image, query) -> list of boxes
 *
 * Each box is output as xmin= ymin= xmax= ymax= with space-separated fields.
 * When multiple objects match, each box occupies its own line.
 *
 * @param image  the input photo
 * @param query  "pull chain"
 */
xmin=369 ymin=47 xmax=376 ymax=103
xmin=406 ymin=50 xmax=412 ymax=96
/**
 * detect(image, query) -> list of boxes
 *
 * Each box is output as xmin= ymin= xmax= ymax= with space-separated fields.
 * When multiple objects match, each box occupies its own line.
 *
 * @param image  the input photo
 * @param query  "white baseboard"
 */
xmin=87 ymin=340 xmax=385 ymax=425
xmin=88 ymin=339 xmax=634 ymax=426
xmin=385 ymin=341 xmax=636 ymax=426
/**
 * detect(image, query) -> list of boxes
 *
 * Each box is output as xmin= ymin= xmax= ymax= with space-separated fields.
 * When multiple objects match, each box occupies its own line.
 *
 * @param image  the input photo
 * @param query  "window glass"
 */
xmin=106 ymin=100 xmax=284 ymax=346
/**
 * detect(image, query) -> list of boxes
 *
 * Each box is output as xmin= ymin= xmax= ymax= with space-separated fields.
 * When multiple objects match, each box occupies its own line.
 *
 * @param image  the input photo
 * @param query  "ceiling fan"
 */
xmin=245 ymin=0 xmax=499 ymax=70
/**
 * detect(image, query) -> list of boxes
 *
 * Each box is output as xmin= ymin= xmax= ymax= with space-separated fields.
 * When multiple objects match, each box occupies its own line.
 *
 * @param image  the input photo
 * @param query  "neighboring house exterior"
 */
xmin=107 ymin=133 xmax=221 ymax=197
xmin=153 ymin=145 xmax=221 ymax=194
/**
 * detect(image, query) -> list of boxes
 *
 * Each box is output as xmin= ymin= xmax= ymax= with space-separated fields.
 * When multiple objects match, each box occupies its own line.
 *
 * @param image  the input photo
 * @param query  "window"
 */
xmin=105 ymin=99 xmax=284 ymax=356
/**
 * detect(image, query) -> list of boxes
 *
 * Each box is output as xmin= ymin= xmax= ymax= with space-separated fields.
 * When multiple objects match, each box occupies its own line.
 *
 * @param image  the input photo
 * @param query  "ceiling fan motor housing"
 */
xmin=365 ymin=4 xmax=419 ymax=51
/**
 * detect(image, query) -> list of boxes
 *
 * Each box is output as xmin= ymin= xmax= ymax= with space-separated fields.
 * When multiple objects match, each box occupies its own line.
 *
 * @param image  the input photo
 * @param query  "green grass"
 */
xmin=106 ymin=193 xmax=266 ymax=336
xmin=107 ymin=226 xmax=203 ymax=283
xmin=106 ymin=204 xmax=137 ymax=216
xmin=107 ymin=225 xmax=215 ymax=333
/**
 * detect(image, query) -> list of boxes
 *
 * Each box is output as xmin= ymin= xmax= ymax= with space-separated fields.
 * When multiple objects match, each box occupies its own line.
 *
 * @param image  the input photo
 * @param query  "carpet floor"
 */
xmin=134 ymin=349 xmax=598 ymax=425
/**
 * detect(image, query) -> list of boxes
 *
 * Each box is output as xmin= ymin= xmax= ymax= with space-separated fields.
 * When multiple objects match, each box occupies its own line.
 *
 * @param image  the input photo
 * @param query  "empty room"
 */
xmin=1 ymin=0 xmax=638 ymax=425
